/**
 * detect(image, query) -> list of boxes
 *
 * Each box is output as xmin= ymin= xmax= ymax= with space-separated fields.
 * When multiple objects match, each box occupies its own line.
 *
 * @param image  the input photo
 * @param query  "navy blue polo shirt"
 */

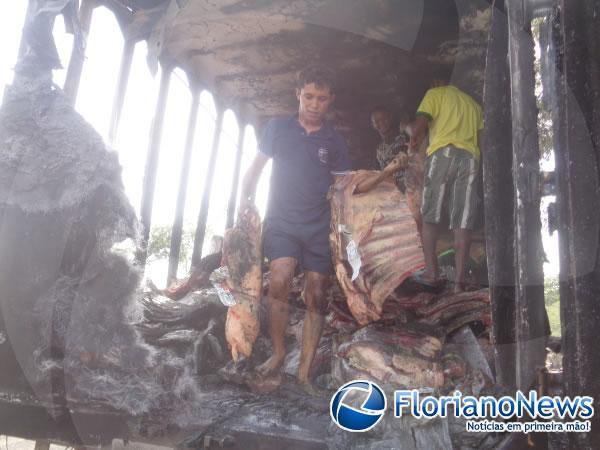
xmin=259 ymin=115 xmax=351 ymax=225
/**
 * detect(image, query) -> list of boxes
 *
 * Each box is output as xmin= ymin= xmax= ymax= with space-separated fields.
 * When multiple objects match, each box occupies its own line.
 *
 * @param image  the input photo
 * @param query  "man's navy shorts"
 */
xmin=263 ymin=216 xmax=332 ymax=275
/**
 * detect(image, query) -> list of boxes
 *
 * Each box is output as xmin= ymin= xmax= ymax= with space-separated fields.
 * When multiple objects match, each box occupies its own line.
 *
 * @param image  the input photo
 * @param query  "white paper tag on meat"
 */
xmin=210 ymin=266 xmax=236 ymax=306
xmin=346 ymin=240 xmax=361 ymax=281
xmin=214 ymin=284 xmax=236 ymax=307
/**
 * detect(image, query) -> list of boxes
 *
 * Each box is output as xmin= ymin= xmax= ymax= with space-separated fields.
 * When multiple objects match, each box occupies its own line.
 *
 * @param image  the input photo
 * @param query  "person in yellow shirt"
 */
xmin=410 ymin=71 xmax=483 ymax=293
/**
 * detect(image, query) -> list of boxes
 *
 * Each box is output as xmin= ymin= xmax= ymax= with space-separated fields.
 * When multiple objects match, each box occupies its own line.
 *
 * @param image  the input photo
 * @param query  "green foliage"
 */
xmin=544 ymin=276 xmax=561 ymax=336
xmin=147 ymin=224 xmax=196 ymax=268
xmin=532 ymin=17 xmax=554 ymax=158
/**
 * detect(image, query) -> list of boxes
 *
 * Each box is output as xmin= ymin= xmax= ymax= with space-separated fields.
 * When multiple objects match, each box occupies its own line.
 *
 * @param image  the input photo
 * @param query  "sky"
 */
xmin=1 ymin=1 xmax=558 ymax=282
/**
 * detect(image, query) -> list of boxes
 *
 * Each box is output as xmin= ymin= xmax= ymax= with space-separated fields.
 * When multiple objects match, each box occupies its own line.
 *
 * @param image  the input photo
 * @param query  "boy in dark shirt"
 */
xmin=242 ymin=66 xmax=405 ymax=392
xmin=241 ymin=66 xmax=350 ymax=392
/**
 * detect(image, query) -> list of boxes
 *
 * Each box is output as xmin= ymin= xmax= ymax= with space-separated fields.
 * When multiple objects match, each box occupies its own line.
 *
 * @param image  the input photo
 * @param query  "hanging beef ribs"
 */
xmin=221 ymin=204 xmax=263 ymax=362
xmin=329 ymin=171 xmax=424 ymax=325
xmin=414 ymin=289 xmax=491 ymax=335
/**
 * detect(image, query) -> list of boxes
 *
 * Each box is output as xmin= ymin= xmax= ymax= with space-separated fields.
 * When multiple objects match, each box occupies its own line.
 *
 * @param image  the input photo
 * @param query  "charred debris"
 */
xmin=1 ymin=0 xmax=600 ymax=449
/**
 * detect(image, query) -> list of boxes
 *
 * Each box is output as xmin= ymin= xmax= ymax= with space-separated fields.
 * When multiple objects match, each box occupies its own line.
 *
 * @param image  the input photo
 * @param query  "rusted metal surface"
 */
xmin=137 ymin=66 xmax=171 ymax=266
xmin=506 ymin=0 xmax=547 ymax=393
xmin=482 ymin=0 xmax=517 ymax=389
xmin=191 ymin=108 xmax=224 ymax=267
xmin=168 ymin=88 xmax=200 ymax=283
xmin=554 ymin=0 xmax=600 ymax=447
xmin=330 ymin=171 xmax=424 ymax=325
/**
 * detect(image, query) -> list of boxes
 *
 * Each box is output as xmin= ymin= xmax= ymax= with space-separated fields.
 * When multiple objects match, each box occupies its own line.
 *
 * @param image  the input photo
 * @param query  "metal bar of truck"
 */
xmin=136 ymin=66 xmax=172 ymax=266
xmin=226 ymin=118 xmax=246 ymax=229
xmin=108 ymin=39 xmax=135 ymax=146
xmin=63 ymin=0 xmax=95 ymax=105
xmin=555 ymin=0 xmax=600 ymax=447
xmin=168 ymin=88 xmax=201 ymax=283
xmin=191 ymin=108 xmax=225 ymax=268
xmin=481 ymin=0 xmax=517 ymax=389
xmin=506 ymin=0 xmax=548 ymax=392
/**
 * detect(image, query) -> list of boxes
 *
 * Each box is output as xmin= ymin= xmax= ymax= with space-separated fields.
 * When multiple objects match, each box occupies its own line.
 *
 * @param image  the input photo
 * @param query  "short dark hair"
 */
xmin=296 ymin=65 xmax=337 ymax=93
xmin=370 ymin=105 xmax=392 ymax=116
xmin=431 ymin=66 xmax=452 ymax=84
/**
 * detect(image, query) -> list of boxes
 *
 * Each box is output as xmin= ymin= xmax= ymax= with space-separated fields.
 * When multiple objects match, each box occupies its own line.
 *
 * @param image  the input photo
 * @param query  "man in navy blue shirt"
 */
xmin=241 ymin=66 xmax=405 ymax=392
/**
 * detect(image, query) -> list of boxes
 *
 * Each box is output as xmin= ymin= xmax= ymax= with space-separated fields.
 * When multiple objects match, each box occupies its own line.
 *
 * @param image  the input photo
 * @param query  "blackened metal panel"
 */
xmin=555 ymin=1 xmax=600 ymax=447
xmin=506 ymin=0 xmax=548 ymax=391
xmin=481 ymin=0 xmax=517 ymax=389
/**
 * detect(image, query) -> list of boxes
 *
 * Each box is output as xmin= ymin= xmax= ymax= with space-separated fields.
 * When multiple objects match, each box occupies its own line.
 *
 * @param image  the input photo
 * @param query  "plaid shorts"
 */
xmin=421 ymin=145 xmax=480 ymax=230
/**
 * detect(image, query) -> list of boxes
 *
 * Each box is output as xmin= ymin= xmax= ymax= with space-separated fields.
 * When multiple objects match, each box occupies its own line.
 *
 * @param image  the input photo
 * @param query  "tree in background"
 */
xmin=147 ymin=224 xmax=199 ymax=272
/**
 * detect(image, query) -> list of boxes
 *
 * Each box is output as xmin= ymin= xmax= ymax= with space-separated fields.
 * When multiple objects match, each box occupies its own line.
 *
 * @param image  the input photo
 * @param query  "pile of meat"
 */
xmin=327 ymin=171 xmax=491 ymax=390
xmin=140 ymin=170 xmax=492 ymax=395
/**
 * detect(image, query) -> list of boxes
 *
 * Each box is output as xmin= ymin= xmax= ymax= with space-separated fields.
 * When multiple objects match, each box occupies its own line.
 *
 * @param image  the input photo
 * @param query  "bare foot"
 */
xmin=257 ymin=354 xmax=285 ymax=377
xmin=298 ymin=378 xmax=326 ymax=397
xmin=247 ymin=372 xmax=282 ymax=394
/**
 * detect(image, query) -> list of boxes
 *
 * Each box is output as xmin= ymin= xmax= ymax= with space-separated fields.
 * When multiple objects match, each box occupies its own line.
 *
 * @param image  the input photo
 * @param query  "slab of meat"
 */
xmin=333 ymin=322 xmax=444 ymax=389
xmin=222 ymin=205 xmax=263 ymax=361
xmin=330 ymin=171 xmax=424 ymax=325
xmin=415 ymin=289 xmax=491 ymax=335
xmin=149 ymin=251 xmax=222 ymax=300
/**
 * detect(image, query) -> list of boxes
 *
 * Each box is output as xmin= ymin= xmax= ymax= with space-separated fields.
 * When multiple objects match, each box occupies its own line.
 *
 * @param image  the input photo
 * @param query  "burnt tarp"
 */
xmin=0 ymin=0 xmax=183 ymax=423
xmin=0 ymin=78 xmax=169 ymax=415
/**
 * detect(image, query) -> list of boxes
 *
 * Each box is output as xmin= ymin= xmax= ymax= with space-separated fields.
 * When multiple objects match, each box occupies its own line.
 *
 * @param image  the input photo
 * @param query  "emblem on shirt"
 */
xmin=318 ymin=147 xmax=329 ymax=164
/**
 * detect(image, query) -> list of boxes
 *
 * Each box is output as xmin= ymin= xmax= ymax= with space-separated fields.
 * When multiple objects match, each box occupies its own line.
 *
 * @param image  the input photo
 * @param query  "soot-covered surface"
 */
xmin=116 ymin=0 xmax=492 ymax=167
xmin=0 ymin=75 xmax=338 ymax=448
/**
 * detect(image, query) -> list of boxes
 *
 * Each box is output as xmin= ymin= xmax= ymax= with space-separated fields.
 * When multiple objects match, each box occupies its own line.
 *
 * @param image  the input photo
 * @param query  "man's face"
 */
xmin=371 ymin=110 xmax=393 ymax=137
xmin=296 ymin=83 xmax=335 ymax=124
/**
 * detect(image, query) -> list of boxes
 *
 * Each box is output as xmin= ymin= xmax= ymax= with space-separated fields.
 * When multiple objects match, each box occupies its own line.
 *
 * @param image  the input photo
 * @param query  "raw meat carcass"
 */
xmin=333 ymin=323 xmax=444 ymax=389
xmin=415 ymin=289 xmax=491 ymax=335
xmin=221 ymin=204 xmax=263 ymax=361
xmin=330 ymin=171 xmax=424 ymax=325
xmin=149 ymin=251 xmax=222 ymax=300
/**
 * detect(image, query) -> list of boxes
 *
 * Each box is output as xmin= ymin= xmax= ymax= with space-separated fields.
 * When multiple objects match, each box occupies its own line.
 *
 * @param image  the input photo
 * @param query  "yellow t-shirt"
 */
xmin=417 ymin=85 xmax=483 ymax=159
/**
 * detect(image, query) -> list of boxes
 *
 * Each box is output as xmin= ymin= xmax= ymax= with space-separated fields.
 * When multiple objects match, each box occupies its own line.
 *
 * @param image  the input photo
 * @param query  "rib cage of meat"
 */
xmin=330 ymin=171 xmax=424 ymax=325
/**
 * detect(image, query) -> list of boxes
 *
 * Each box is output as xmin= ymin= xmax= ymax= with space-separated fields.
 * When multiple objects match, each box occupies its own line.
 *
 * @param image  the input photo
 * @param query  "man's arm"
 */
xmin=241 ymin=152 xmax=269 ymax=204
xmin=409 ymin=114 xmax=430 ymax=153
xmin=353 ymin=153 xmax=408 ymax=194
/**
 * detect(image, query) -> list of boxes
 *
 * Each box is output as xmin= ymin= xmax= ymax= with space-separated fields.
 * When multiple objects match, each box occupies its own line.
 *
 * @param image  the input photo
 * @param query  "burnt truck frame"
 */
xmin=1 ymin=0 xmax=600 ymax=449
